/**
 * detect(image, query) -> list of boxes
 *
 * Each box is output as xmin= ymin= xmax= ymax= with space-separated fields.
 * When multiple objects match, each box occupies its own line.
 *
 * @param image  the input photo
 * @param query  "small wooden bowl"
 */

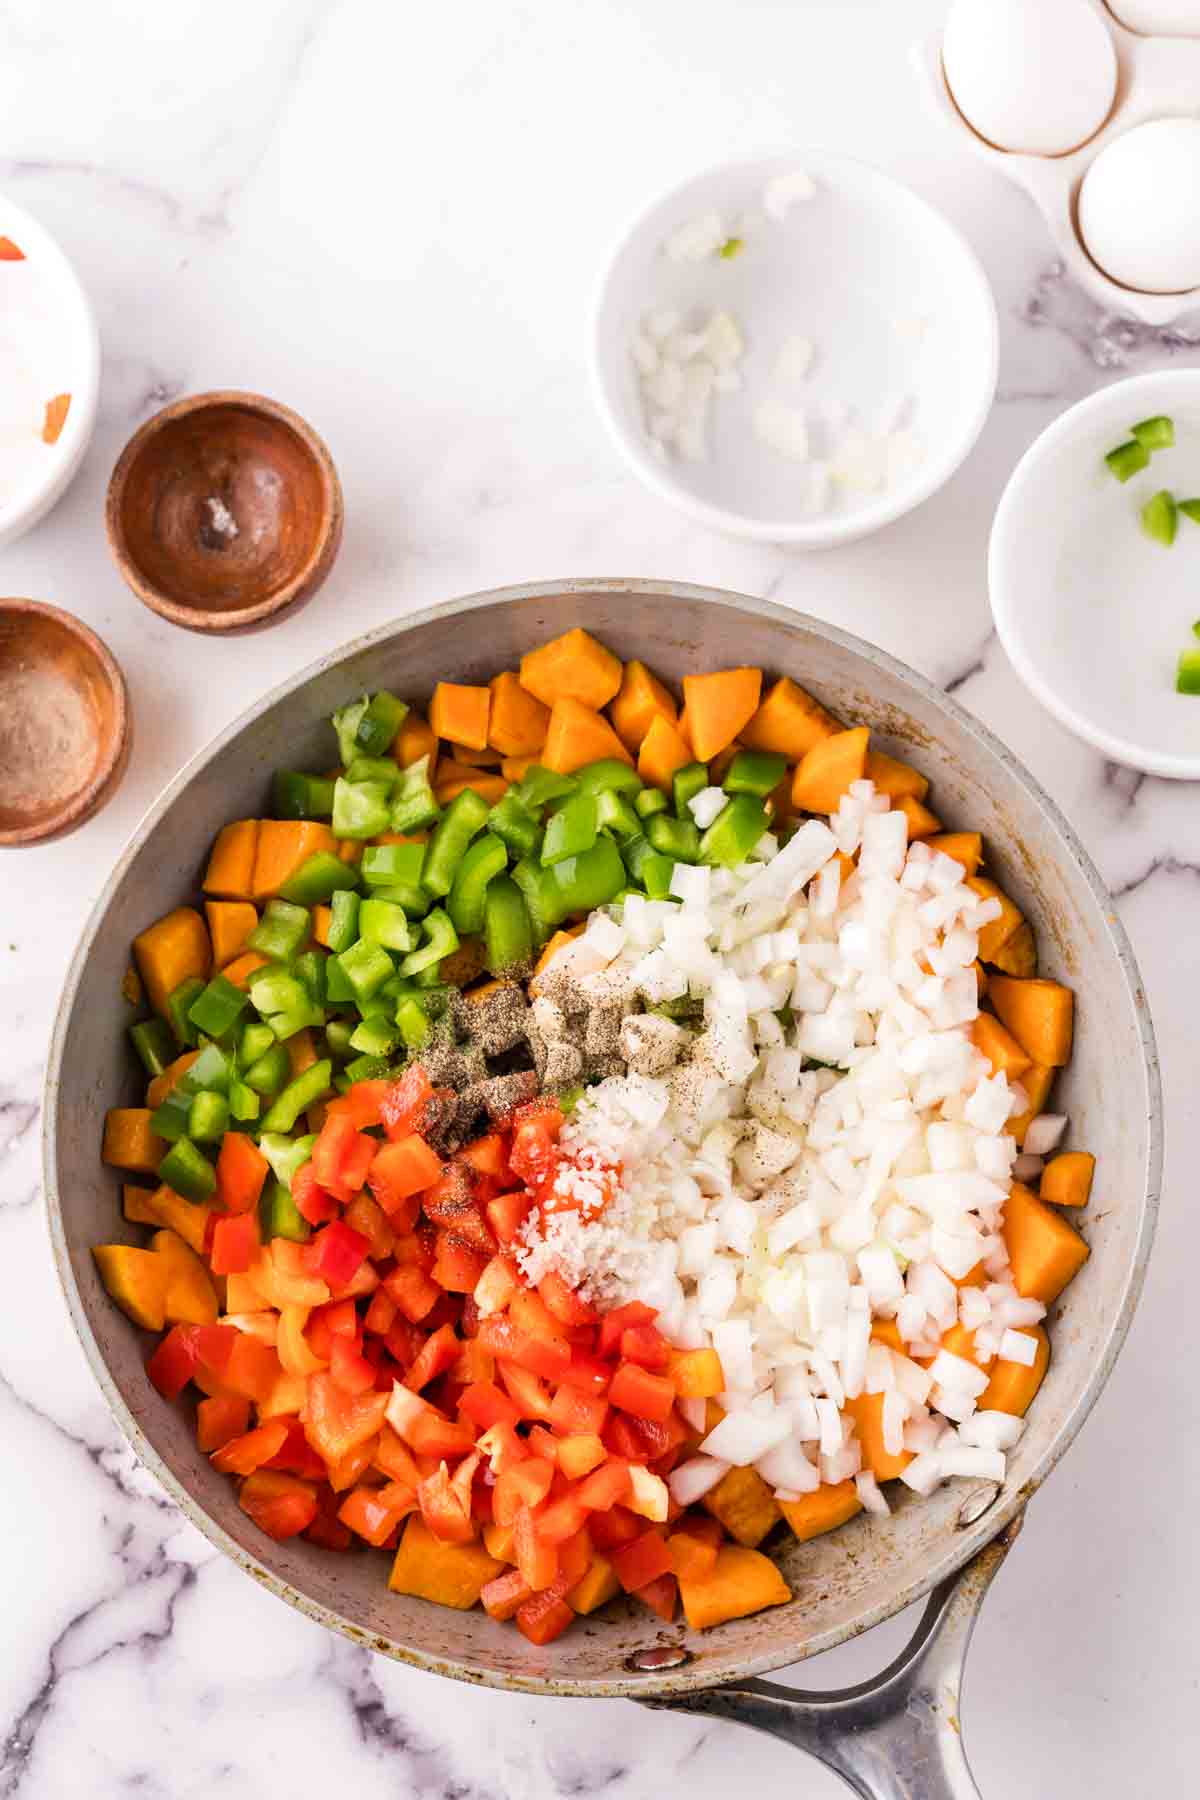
xmin=105 ymin=391 xmax=343 ymax=633
xmin=0 ymin=600 xmax=130 ymax=845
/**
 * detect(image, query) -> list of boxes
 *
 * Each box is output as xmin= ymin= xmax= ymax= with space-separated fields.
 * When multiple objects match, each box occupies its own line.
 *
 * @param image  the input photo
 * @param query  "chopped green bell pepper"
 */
xmin=332 ymin=777 xmax=392 ymax=840
xmin=546 ymin=835 xmax=626 ymax=917
xmin=595 ymin=789 xmax=641 ymax=840
xmin=326 ymin=888 xmax=361 ymax=954
xmin=185 ymin=1041 xmax=232 ymax=1095
xmin=337 ymin=937 xmax=395 ymax=1003
xmin=157 ymin=1137 xmax=216 ymax=1203
xmin=488 ymin=793 xmax=542 ymax=858
xmin=515 ymin=766 xmax=578 ymax=812
xmin=238 ymin=1021 xmax=277 ymax=1069
xmin=323 ymin=956 xmax=356 ymax=1004
xmin=150 ymin=1085 xmax=194 ymax=1144
xmin=188 ymin=1089 xmax=229 ymax=1142
xmin=342 ymin=1053 xmax=394 ymax=1085
xmin=399 ymin=906 xmax=459 ymax=976
xmin=272 ymin=770 xmax=335 ymax=820
xmin=166 ymin=976 xmax=206 ymax=1047
xmin=228 ymin=1080 xmax=261 ymax=1123
xmin=395 ymin=997 xmax=431 ymax=1051
xmin=260 ymin=1178 xmax=310 ymax=1242
xmin=279 ymin=851 xmax=360 ymax=907
xmin=349 ymin=1014 xmax=401 ymax=1058
xmin=324 ymin=1017 xmax=356 ymax=1059
xmin=621 ymin=833 xmax=677 ymax=899
xmin=359 ymin=897 xmax=413 ymax=953
xmin=1131 ymin=414 xmax=1174 ymax=451
xmin=448 ymin=832 xmax=508 ymax=935
xmin=700 ymin=793 xmax=770 ymax=866
xmin=248 ymin=899 xmax=310 ymax=963
xmin=260 ymin=1058 xmax=333 ymax=1133
xmin=292 ymin=951 xmax=327 ymax=1004
xmin=673 ymin=763 xmax=709 ymax=819
xmin=723 ymin=749 xmax=787 ymax=798
xmin=247 ymin=968 xmax=324 ymax=1043
xmin=345 ymin=754 xmax=400 ymax=789
xmin=542 ymin=791 xmax=598 ymax=866
xmin=243 ymin=1042 xmax=291 ymax=1098
xmin=512 ymin=855 xmax=557 ymax=943
xmin=423 ymin=788 xmax=490 ymax=897
xmin=1141 ymin=488 xmax=1177 ymax=547
xmin=390 ymin=755 xmax=440 ymax=833
xmin=187 ymin=973 xmax=249 ymax=1041
xmin=634 ymin=787 xmax=669 ymax=821
xmin=332 ymin=697 xmax=369 ymax=768
xmin=484 ymin=875 xmax=534 ymax=974
xmin=362 ymin=842 xmax=425 ymax=889
xmin=648 ymin=812 xmax=701 ymax=864
xmin=128 ymin=1017 xmax=175 ymax=1078
xmin=1104 ymin=439 xmax=1149 ymax=483
xmin=574 ymin=759 xmax=643 ymax=797
xmin=354 ymin=690 xmax=408 ymax=758
xmin=260 ymin=1132 xmax=317 ymax=1190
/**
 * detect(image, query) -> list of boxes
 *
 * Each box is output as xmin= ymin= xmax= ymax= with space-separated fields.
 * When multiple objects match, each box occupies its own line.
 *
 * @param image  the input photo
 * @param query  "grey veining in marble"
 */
xmin=0 ymin=1 xmax=1196 ymax=1795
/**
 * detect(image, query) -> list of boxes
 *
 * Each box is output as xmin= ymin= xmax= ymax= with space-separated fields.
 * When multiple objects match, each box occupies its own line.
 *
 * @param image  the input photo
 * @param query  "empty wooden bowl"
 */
xmin=105 ymin=391 xmax=343 ymax=633
xmin=0 ymin=600 xmax=130 ymax=845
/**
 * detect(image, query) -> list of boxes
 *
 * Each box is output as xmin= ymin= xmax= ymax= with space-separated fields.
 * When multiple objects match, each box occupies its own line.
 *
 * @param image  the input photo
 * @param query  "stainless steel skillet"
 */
xmin=44 ymin=580 xmax=1160 ymax=1798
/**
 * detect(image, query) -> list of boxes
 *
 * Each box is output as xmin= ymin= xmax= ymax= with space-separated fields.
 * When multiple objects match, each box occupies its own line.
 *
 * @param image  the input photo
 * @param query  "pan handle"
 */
xmin=640 ymin=1513 xmax=1021 ymax=1800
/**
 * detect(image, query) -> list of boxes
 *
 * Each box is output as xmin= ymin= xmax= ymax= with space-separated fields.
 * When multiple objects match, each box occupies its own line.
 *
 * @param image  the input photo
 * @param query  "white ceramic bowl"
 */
xmin=990 ymin=370 xmax=1200 ymax=780
xmin=0 ymin=192 xmax=100 ymax=547
xmin=591 ymin=152 xmax=997 ymax=548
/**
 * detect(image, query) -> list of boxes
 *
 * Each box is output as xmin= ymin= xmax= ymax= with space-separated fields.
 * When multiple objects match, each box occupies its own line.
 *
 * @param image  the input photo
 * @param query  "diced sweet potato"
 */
xmin=532 ymin=926 xmax=584 ymax=980
xmin=221 ymin=951 xmax=270 ymax=990
xmin=965 ymin=876 xmax=1024 ymax=964
xmin=609 ymin=659 xmax=678 ymax=752
xmin=430 ymin=682 xmax=490 ymax=751
xmin=252 ymin=822 xmax=340 ymax=901
xmin=1010 ymin=1063 xmax=1054 ymax=1147
xmin=843 ymin=1391 xmax=912 ymax=1482
xmin=541 ymin=697 xmax=632 ymax=774
xmin=123 ymin=1181 xmax=214 ymax=1255
xmin=1040 ymin=1151 xmax=1095 ymax=1208
xmin=92 ymin=1244 xmax=169 ymax=1331
xmin=926 ymin=831 xmax=982 ymax=878
xmin=387 ymin=1515 xmax=503 ymax=1608
xmin=520 ymin=628 xmax=623 ymax=711
xmin=682 ymin=668 xmax=763 ymax=762
xmin=567 ymin=1553 xmax=622 ymax=1615
xmin=203 ymin=820 xmax=259 ymax=900
xmin=150 ymin=1228 xmax=218 ymax=1325
xmin=205 ymin=900 xmax=258 ymax=968
xmin=133 ymin=906 xmax=212 ymax=1016
xmin=637 ymin=714 xmax=693 ymax=792
xmin=779 ymin=1480 xmax=862 ymax=1543
xmin=435 ymin=773 xmax=508 ymax=807
xmin=1003 ymin=1183 xmax=1089 ymax=1304
xmin=989 ymin=919 xmax=1036 ymax=977
xmin=989 ymin=976 xmax=1074 ymax=1067
xmin=869 ymin=1318 xmax=905 ymax=1354
xmin=702 ymin=1465 xmax=780 ymax=1548
xmin=865 ymin=749 xmax=929 ymax=802
xmin=971 ymin=1013 xmax=1032 ymax=1081
xmin=894 ymin=794 xmax=941 ymax=838
xmin=978 ymin=1325 xmax=1049 ymax=1417
xmin=667 ymin=1516 xmax=722 ymax=1581
xmin=679 ymin=1545 xmax=791 ymax=1632
xmin=791 ymin=726 xmax=869 ymax=815
xmin=488 ymin=671 xmax=550 ymax=757
xmin=102 ymin=1108 xmax=166 ymax=1175
xmin=740 ymin=675 xmax=838 ymax=758
xmin=393 ymin=711 xmax=439 ymax=774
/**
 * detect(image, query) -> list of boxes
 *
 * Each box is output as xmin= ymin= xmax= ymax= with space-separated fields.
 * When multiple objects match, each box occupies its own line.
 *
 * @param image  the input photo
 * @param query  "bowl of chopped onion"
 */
xmin=591 ymin=153 xmax=997 ymax=547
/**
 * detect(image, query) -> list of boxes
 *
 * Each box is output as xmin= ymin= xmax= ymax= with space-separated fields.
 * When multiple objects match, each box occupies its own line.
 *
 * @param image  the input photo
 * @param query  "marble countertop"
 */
xmin=1 ymin=2 xmax=1195 ymax=1794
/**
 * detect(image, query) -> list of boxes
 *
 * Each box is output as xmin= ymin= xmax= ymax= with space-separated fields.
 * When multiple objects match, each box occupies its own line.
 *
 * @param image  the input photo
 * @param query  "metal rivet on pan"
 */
xmin=956 ymin=1483 xmax=1001 ymax=1527
xmin=625 ymin=1646 xmax=692 ymax=1672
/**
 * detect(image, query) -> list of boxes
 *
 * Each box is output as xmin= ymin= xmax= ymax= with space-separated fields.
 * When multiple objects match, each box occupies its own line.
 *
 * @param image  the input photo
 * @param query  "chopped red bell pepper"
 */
xmin=620 ymin=1323 xmax=671 ymax=1369
xmin=548 ymin=1384 xmax=608 ymax=1437
xmin=338 ymin=1483 xmax=412 ymax=1547
xmin=481 ymin=1566 xmax=532 ymax=1622
xmin=330 ymin=1333 xmax=377 ymax=1396
xmin=587 ymin=1502 xmax=644 ymax=1551
xmin=214 ymin=1131 xmax=270 ymax=1215
xmin=196 ymin=1394 xmax=250 ymax=1452
xmin=292 ymin=1161 xmax=338 ymax=1226
xmin=383 ymin=1315 xmax=427 ymax=1370
xmin=239 ymin=1469 xmax=319 ymax=1540
xmin=363 ymin=1288 xmax=398 ymax=1338
xmin=384 ymin=1261 xmax=441 ymax=1323
xmin=477 ymin=1315 xmax=570 ymax=1381
xmin=494 ymin=1458 xmax=555 ymax=1526
xmin=635 ymin=1572 xmax=679 ymax=1621
xmin=508 ymin=1103 xmax=563 ymax=1187
xmin=526 ymin=1424 xmax=560 ymax=1463
xmin=485 ymin=1189 xmax=532 ymax=1247
xmin=303 ymin=1372 xmax=388 ymax=1464
xmin=514 ymin=1583 xmax=574 ymax=1645
xmin=209 ymin=1210 xmax=260 ymax=1276
xmin=211 ymin=1417 xmax=290 ymax=1476
xmin=513 ymin=1503 xmax=559 ymax=1591
xmin=379 ymin=1065 xmax=434 ymax=1141
xmin=458 ymin=1380 xmax=522 ymax=1431
xmin=608 ymin=1361 xmax=676 ymax=1423
xmin=598 ymin=1300 xmax=656 ymax=1359
xmin=459 ymin=1133 xmax=510 ymax=1181
xmin=417 ymin=1461 xmax=476 ymax=1544
xmin=576 ymin=1458 xmax=633 ymax=1512
xmin=368 ymin=1134 xmax=444 ymax=1214
xmin=306 ymin=1296 xmax=360 ymax=1360
xmin=407 ymin=1410 xmax=475 ymax=1461
xmin=403 ymin=1322 xmax=461 ymax=1393
xmin=307 ymin=1220 xmax=370 ymax=1288
xmin=340 ymin=1077 xmax=392 ymax=1130
xmin=475 ymin=1420 xmax=527 ymax=1475
xmin=304 ymin=1483 xmax=355 ymax=1551
xmin=611 ymin=1529 xmax=674 ymax=1594
xmin=533 ymin=1489 xmax=588 ymax=1546
xmin=557 ymin=1347 xmax=612 ymax=1396
xmin=222 ymin=1332 xmax=283 ymax=1404
xmin=432 ymin=1233 xmax=490 ymax=1294
xmin=263 ymin=1418 xmax=327 ymax=1481
xmin=538 ymin=1269 xmax=599 ymax=1326
xmin=495 ymin=1359 xmax=553 ymax=1421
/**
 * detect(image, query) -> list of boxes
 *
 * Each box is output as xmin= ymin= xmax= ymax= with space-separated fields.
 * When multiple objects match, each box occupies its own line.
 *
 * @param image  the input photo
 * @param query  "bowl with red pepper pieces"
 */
xmin=59 ymin=584 xmax=1146 ymax=1695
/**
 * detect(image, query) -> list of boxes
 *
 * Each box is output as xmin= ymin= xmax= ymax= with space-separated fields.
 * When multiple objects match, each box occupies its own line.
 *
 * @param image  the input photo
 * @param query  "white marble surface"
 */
xmin=0 ymin=2 xmax=1196 ymax=1794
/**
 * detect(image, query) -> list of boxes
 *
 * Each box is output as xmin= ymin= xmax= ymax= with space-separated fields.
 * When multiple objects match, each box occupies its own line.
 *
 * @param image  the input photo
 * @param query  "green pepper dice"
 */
xmin=260 ymin=1058 xmax=333 ymax=1133
xmin=243 ymin=1042 xmax=291 ymax=1099
xmin=546 ymin=834 xmax=626 ymax=916
xmin=673 ymin=762 xmax=709 ymax=819
xmin=1176 ymin=648 xmax=1200 ymax=695
xmin=647 ymin=812 xmax=701 ymax=864
xmin=423 ymin=788 xmax=491 ymax=897
xmin=260 ymin=1178 xmax=310 ymax=1242
xmin=634 ymin=787 xmax=669 ymax=821
xmin=1105 ymin=439 xmax=1150 ymax=483
xmin=700 ymin=793 xmax=770 ymax=866
xmin=542 ymin=791 xmax=599 ymax=866
xmin=260 ymin=1132 xmax=317 ymax=1190
xmin=157 ymin=1137 xmax=216 ymax=1203
xmin=514 ymin=765 xmax=578 ymax=811
xmin=272 ymin=771 xmax=335 ymax=820
xmin=488 ymin=793 xmax=542 ymax=858
xmin=332 ymin=776 xmax=393 ymax=840
xmin=484 ymin=875 xmax=534 ymax=975
xmin=595 ymin=789 xmax=641 ymax=840
xmin=229 ymin=1080 xmax=261 ymax=1123
xmin=448 ymin=832 xmax=509 ymax=935
xmin=332 ymin=697 xmax=369 ymax=768
xmin=354 ymin=690 xmax=408 ymax=758
xmin=399 ymin=907 xmax=460 ymax=977
xmin=248 ymin=899 xmax=310 ymax=963
xmin=724 ymin=749 xmax=787 ymax=798
xmin=359 ymin=896 xmax=413 ymax=953
xmin=574 ymin=759 xmax=643 ymax=797
xmin=390 ymin=755 xmax=440 ymax=834
xmin=166 ymin=976 xmax=206 ymax=1047
xmin=187 ymin=973 xmax=249 ymax=1041
xmin=326 ymin=888 xmax=361 ymax=955
xmin=188 ymin=1089 xmax=229 ymax=1142
xmin=128 ymin=1017 xmax=175 ymax=1078
xmin=1142 ymin=489 xmax=1178 ymax=547
xmin=1131 ymin=415 xmax=1174 ymax=452
xmin=337 ymin=937 xmax=396 ymax=1003
xmin=279 ymin=851 xmax=360 ymax=906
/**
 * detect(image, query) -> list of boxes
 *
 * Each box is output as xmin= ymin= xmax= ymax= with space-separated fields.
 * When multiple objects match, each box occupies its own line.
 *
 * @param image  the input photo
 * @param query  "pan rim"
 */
xmin=43 ymin=576 xmax=1162 ymax=1697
